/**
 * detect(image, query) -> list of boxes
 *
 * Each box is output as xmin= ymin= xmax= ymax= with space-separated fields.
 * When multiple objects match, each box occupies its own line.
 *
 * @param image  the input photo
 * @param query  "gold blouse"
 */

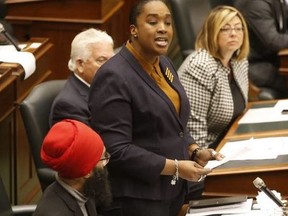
xmin=126 ymin=41 xmax=180 ymax=114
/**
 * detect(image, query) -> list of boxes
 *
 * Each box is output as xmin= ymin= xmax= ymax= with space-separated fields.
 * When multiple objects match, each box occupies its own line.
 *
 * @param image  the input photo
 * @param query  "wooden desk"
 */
xmin=278 ymin=49 xmax=288 ymax=76
xmin=224 ymin=100 xmax=288 ymax=140
xmin=0 ymin=37 xmax=53 ymax=204
xmin=6 ymin=0 xmax=125 ymax=80
xmin=204 ymin=100 xmax=288 ymax=198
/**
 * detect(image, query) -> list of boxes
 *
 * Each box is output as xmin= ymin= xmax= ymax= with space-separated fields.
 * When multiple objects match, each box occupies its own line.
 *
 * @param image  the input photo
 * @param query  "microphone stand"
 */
xmin=0 ymin=23 xmax=21 ymax=51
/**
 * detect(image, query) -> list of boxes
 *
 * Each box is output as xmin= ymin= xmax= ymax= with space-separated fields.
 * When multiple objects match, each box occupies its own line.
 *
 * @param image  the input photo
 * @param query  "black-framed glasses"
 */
xmin=220 ymin=27 xmax=244 ymax=35
xmin=99 ymin=152 xmax=111 ymax=167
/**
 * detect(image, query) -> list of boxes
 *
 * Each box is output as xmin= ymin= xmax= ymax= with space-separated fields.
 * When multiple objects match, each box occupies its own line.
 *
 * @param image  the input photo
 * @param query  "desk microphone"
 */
xmin=0 ymin=23 xmax=21 ymax=51
xmin=253 ymin=177 xmax=284 ymax=207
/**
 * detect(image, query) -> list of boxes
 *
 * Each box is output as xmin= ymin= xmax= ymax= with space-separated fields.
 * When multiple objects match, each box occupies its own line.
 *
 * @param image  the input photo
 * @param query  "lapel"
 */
xmin=85 ymin=198 xmax=97 ymax=215
xmin=71 ymin=73 xmax=90 ymax=102
xmin=120 ymin=47 xmax=187 ymax=129
xmin=54 ymin=182 xmax=85 ymax=216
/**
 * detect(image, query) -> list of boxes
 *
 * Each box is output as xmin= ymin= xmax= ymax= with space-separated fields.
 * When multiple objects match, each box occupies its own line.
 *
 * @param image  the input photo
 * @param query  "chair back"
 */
xmin=0 ymin=175 xmax=13 ymax=216
xmin=0 ymin=0 xmax=7 ymax=19
xmin=167 ymin=0 xmax=211 ymax=58
xmin=167 ymin=0 xmax=238 ymax=59
xmin=20 ymin=80 xmax=66 ymax=191
xmin=210 ymin=0 xmax=235 ymax=7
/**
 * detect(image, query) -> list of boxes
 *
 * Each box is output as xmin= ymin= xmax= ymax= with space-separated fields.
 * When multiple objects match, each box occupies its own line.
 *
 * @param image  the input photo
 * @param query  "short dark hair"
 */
xmin=129 ymin=0 xmax=166 ymax=26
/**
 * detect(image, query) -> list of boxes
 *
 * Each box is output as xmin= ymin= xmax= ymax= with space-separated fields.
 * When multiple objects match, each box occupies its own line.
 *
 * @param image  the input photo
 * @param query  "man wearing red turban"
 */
xmin=34 ymin=119 xmax=111 ymax=216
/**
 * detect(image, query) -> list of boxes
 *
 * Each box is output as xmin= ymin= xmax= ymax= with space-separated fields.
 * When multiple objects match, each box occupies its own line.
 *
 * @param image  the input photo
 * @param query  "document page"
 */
xmin=239 ymin=100 xmax=288 ymax=124
xmin=0 ymin=45 xmax=36 ymax=79
xmin=205 ymin=137 xmax=288 ymax=170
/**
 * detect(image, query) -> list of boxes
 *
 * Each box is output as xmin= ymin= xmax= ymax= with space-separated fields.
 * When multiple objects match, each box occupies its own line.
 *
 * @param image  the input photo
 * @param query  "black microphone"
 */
xmin=0 ymin=23 xmax=21 ymax=51
xmin=253 ymin=177 xmax=284 ymax=207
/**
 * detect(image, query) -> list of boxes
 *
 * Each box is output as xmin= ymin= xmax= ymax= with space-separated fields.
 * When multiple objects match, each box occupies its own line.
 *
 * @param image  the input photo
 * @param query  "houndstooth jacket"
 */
xmin=178 ymin=49 xmax=248 ymax=148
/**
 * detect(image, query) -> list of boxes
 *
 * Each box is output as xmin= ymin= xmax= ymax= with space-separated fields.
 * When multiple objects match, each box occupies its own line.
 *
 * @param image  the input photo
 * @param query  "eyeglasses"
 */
xmin=99 ymin=152 xmax=111 ymax=167
xmin=220 ymin=27 xmax=244 ymax=35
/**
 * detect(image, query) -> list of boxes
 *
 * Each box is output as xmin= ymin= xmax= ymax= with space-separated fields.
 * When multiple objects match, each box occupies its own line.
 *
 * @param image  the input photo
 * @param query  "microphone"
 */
xmin=253 ymin=177 xmax=284 ymax=207
xmin=0 ymin=23 xmax=21 ymax=51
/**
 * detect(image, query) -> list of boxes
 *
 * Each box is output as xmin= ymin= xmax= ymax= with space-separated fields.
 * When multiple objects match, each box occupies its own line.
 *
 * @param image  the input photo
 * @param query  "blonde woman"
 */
xmin=179 ymin=6 xmax=250 ymax=149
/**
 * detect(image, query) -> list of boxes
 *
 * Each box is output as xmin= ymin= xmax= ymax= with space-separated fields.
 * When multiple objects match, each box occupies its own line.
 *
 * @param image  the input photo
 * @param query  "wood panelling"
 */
xmin=6 ymin=0 xmax=125 ymax=80
xmin=0 ymin=38 xmax=53 ymax=204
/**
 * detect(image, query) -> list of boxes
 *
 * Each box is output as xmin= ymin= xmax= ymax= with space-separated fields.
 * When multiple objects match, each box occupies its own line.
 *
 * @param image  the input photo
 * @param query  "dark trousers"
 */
xmin=101 ymin=186 xmax=186 ymax=216
xmin=184 ymin=181 xmax=205 ymax=203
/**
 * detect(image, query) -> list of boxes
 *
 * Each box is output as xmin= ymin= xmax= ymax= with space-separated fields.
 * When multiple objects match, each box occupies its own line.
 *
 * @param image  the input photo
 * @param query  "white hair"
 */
xmin=68 ymin=28 xmax=114 ymax=71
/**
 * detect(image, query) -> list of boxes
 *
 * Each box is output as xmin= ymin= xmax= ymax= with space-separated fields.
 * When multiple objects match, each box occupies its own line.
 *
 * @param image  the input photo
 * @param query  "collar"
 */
xmin=56 ymin=174 xmax=88 ymax=205
xmin=126 ymin=40 xmax=160 ymax=76
xmin=73 ymin=72 xmax=90 ymax=87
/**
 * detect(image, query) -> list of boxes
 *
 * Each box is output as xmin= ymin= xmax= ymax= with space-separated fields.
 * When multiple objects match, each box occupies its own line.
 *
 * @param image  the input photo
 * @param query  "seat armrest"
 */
xmin=12 ymin=205 xmax=37 ymax=216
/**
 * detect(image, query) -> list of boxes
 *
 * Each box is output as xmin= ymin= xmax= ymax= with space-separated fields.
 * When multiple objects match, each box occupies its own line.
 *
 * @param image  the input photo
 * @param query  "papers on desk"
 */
xmin=238 ymin=100 xmax=288 ymax=124
xmin=205 ymin=137 xmax=288 ymax=170
xmin=0 ymin=44 xmax=36 ymax=79
xmin=186 ymin=198 xmax=253 ymax=216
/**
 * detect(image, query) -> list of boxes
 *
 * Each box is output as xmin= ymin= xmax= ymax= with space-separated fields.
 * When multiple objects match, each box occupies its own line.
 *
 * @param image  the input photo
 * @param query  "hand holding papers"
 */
xmin=205 ymin=138 xmax=254 ymax=170
xmin=205 ymin=137 xmax=288 ymax=170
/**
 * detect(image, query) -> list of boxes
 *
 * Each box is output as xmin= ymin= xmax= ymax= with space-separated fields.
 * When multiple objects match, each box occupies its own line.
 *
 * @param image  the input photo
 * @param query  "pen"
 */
xmin=281 ymin=109 xmax=288 ymax=114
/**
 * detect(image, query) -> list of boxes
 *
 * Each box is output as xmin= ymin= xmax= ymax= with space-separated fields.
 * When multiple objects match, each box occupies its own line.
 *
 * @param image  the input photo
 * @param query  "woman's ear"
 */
xmin=130 ymin=24 xmax=138 ymax=37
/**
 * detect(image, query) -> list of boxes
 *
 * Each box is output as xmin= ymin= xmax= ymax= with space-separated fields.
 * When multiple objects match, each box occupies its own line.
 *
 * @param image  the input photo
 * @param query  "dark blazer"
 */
xmin=89 ymin=46 xmax=194 ymax=201
xmin=49 ymin=73 xmax=90 ymax=127
xmin=235 ymin=0 xmax=288 ymax=61
xmin=235 ymin=0 xmax=288 ymax=92
xmin=33 ymin=181 xmax=97 ymax=216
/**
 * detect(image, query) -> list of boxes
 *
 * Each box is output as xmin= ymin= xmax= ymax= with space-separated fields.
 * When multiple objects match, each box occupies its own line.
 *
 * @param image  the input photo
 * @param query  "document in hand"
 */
xmin=186 ymin=196 xmax=253 ymax=216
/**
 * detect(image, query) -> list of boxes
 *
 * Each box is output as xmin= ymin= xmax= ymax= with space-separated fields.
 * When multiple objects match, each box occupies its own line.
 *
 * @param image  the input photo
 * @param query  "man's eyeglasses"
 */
xmin=220 ymin=27 xmax=244 ymax=35
xmin=99 ymin=152 xmax=111 ymax=167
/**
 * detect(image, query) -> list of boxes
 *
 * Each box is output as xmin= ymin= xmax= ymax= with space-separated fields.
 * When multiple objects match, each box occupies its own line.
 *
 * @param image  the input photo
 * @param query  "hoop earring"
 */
xmin=236 ymin=49 xmax=240 ymax=56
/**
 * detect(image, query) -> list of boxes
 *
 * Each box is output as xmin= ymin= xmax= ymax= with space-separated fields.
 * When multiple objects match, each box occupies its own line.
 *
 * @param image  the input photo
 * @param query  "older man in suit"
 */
xmin=49 ymin=28 xmax=114 ymax=126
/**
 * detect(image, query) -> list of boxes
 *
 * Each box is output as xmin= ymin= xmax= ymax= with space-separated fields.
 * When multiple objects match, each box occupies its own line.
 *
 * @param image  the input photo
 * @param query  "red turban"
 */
xmin=41 ymin=119 xmax=104 ymax=179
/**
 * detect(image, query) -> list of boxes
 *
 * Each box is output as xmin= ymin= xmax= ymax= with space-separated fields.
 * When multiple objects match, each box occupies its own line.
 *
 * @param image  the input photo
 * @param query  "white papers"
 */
xmin=238 ymin=100 xmax=288 ymax=124
xmin=205 ymin=137 xmax=288 ymax=169
xmin=205 ymin=141 xmax=251 ymax=170
xmin=255 ymin=190 xmax=283 ymax=210
xmin=0 ymin=45 xmax=36 ymax=79
xmin=28 ymin=42 xmax=41 ymax=49
xmin=186 ymin=198 xmax=253 ymax=216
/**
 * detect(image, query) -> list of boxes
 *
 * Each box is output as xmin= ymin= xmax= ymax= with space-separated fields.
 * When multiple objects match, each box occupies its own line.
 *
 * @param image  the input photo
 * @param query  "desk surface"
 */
xmin=204 ymin=100 xmax=288 ymax=198
xmin=224 ymin=100 xmax=288 ymax=140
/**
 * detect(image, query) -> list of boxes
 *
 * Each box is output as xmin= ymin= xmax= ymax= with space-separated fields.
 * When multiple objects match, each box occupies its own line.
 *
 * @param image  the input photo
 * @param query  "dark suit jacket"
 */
xmin=49 ymin=73 xmax=90 ymax=127
xmin=235 ymin=0 xmax=288 ymax=61
xmin=33 ymin=181 xmax=97 ymax=216
xmin=235 ymin=0 xmax=288 ymax=90
xmin=89 ymin=46 xmax=194 ymax=201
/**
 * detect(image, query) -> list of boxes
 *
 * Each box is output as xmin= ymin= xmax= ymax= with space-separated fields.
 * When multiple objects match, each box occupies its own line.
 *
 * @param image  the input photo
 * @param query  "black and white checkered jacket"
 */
xmin=178 ymin=49 xmax=248 ymax=148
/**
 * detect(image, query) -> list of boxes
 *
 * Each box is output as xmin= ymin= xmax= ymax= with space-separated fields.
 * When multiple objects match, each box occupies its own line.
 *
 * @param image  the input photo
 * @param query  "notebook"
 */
xmin=189 ymin=195 xmax=247 ymax=209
